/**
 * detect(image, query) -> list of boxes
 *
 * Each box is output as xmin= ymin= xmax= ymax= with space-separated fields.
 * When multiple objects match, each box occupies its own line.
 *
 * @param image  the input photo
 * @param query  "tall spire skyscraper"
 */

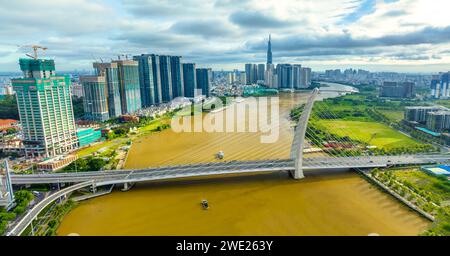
xmin=267 ymin=34 xmax=272 ymax=65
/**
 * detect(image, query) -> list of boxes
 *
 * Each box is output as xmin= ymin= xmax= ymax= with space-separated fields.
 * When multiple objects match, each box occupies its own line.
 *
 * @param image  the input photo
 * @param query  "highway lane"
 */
xmin=10 ymin=155 xmax=448 ymax=185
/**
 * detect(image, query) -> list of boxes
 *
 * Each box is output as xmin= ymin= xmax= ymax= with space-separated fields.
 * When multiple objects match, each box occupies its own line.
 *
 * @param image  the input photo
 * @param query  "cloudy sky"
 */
xmin=1 ymin=0 xmax=450 ymax=72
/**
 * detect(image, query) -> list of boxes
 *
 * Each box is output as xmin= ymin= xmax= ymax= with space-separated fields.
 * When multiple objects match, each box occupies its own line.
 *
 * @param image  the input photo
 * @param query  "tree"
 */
xmin=72 ymin=96 xmax=85 ymax=119
xmin=0 ymin=95 xmax=19 ymax=120
xmin=112 ymin=127 xmax=127 ymax=136
xmin=87 ymin=157 xmax=106 ymax=171
xmin=64 ymin=158 xmax=88 ymax=172
xmin=5 ymin=128 xmax=17 ymax=135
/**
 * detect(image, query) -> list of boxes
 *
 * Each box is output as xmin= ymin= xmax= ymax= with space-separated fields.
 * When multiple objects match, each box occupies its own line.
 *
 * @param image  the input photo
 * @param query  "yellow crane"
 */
xmin=17 ymin=45 xmax=48 ymax=59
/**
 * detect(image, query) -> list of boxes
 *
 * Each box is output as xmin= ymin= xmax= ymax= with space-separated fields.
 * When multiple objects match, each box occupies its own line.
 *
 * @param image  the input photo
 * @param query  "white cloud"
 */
xmin=0 ymin=0 xmax=450 ymax=72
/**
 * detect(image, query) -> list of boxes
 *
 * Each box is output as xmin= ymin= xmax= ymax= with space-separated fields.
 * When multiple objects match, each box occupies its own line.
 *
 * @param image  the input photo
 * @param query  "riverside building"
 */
xmin=11 ymin=58 xmax=78 ymax=158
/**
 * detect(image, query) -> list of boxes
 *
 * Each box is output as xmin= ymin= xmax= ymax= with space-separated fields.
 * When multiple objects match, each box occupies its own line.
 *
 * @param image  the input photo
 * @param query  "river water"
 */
xmin=58 ymin=85 xmax=429 ymax=236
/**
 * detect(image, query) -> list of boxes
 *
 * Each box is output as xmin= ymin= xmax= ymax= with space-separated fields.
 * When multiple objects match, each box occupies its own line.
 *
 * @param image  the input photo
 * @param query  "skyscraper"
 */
xmin=196 ymin=68 xmax=211 ymax=97
xmin=276 ymin=64 xmax=293 ymax=89
xmin=380 ymin=81 xmax=415 ymax=98
xmin=245 ymin=64 xmax=257 ymax=85
xmin=257 ymin=64 xmax=265 ymax=82
xmin=292 ymin=64 xmax=302 ymax=89
xmin=151 ymin=55 xmax=162 ymax=104
xmin=133 ymin=54 xmax=160 ymax=107
xmin=245 ymin=64 xmax=252 ymax=85
xmin=159 ymin=56 xmax=172 ymax=103
xmin=80 ymin=76 xmax=109 ymax=121
xmin=93 ymin=62 xmax=122 ymax=117
xmin=267 ymin=34 xmax=272 ymax=65
xmin=431 ymin=72 xmax=450 ymax=99
xmin=170 ymin=56 xmax=184 ymax=98
xmin=12 ymin=58 xmax=77 ymax=158
xmin=227 ymin=72 xmax=236 ymax=84
xmin=265 ymin=63 xmax=275 ymax=87
xmin=182 ymin=63 xmax=197 ymax=98
xmin=113 ymin=60 xmax=142 ymax=114
xmin=300 ymin=67 xmax=311 ymax=88
xmin=239 ymin=72 xmax=246 ymax=85
xmin=426 ymin=111 xmax=450 ymax=132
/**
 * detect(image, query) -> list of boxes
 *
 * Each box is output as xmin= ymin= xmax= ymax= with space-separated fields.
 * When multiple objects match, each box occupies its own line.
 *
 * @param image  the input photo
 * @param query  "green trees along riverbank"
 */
xmin=0 ymin=190 xmax=34 ymax=235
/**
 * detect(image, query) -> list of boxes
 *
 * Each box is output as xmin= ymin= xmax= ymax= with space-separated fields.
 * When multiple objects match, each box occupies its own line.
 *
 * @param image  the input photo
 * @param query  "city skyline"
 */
xmin=1 ymin=0 xmax=450 ymax=73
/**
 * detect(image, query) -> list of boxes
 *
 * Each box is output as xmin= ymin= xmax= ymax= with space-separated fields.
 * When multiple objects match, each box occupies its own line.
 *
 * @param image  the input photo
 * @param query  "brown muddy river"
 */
xmin=58 ymin=89 xmax=429 ymax=235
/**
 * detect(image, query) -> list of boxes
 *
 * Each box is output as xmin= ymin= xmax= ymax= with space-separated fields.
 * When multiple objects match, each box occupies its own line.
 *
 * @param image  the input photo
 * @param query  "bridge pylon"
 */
xmin=0 ymin=160 xmax=15 ymax=210
xmin=289 ymin=88 xmax=319 ymax=179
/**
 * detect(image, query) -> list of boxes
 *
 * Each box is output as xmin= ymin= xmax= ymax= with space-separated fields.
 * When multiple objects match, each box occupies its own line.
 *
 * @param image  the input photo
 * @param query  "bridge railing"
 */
xmin=7 ymin=180 xmax=94 ymax=236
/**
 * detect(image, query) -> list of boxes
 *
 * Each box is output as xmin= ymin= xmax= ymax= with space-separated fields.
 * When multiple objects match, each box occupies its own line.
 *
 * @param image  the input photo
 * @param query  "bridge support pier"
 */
xmin=121 ymin=182 xmax=135 ymax=192
xmin=289 ymin=88 xmax=319 ymax=180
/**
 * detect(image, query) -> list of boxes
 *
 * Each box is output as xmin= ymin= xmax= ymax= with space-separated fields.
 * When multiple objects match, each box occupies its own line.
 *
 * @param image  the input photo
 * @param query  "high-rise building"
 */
xmin=196 ymin=68 xmax=211 ymax=97
xmin=267 ymin=34 xmax=272 ymax=65
xmin=71 ymin=82 xmax=83 ymax=98
xmin=245 ymin=64 xmax=251 ymax=85
xmin=0 ymin=84 xmax=14 ymax=95
xmin=12 ymin=58 xmax=78 ymax=158
xmin=79 ymin=76 xmax=109 ymax=121
xmin=133 ymin=54 xmax=160 ymax=107
xmin=159 ymin=56 xmax=172 ymax=103
xmin=426 ymin=111 xmax=450 ymax=132
xmin=380 ymin=81 xmax=415 ymax=98
xmin=404 ymin=106 xmax=442 ymax=123
xmin=113 ymin=60 xmax=141 ymax=114
xmin=239 ymin=72 xmax=246 ymax=85
xmin=244 ymin=64 xmax=258 ymax=85
xmin=265 ymin=64 xmax=275 ymax=87
xmin=227 ymin=72 xmax=236 ymax=85
xmin=252 ymin=64 xmax=258 ymax=84
xmin=170 ymin=56 xmax=184 ymax=98
xmin=276 ymin=64 xmax=293 ymax=89
xmin=182 ymin=63 xmax=197 ymax=98
xmin=431 ymin=72 xmax=449 ymax=99
xmin=93 ymin=62 xmax=122 ymax=117
xmin=292 ymin=64 xmax=302 ymax=89
xmin=300 ymin=67 xmax=311 ymax=88
xmin=257 ymin=64 xmax=265 ymax=82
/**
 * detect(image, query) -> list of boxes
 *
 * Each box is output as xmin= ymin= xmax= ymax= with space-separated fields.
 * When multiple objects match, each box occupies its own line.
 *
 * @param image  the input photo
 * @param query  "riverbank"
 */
xmin=55 ymin=85 xmax=432 ymax=236
xmin=356 ymin=168 xmax=435 ymax=221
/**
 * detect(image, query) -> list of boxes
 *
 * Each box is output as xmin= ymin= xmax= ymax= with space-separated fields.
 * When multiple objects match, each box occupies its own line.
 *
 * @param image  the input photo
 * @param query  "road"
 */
xmin=10 ymin=155 xmax=449 ymax=185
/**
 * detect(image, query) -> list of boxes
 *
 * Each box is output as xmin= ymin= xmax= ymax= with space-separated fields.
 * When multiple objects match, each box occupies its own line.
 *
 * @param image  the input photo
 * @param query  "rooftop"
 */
xmin=0 ymin=119 xmax=18 ymax=125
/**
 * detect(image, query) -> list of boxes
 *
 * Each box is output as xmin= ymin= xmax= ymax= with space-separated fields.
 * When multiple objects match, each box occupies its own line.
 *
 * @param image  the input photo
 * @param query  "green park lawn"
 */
xmin=316 ymin=120 xmax=423 ymax=149
xmin=75 ymin=139 xmax=122 ymax=158
xmin=378 ymin=109 xmax=404 ymax=122
xmin=435 ymin=100 xmax=450 ymax=108
xmin=76 ymin=119 xmax=168 ymax=158
xmin=394 ymin=168 xmax=450 ymax=204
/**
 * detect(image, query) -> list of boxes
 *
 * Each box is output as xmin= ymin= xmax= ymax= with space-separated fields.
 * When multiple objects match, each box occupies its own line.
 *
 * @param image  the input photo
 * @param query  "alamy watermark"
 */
xmin=170 ymin=96 xmax=280 ymax=143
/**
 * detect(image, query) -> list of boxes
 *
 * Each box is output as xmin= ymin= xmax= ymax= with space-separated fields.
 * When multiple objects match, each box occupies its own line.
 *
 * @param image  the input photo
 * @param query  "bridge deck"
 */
xmin=10 ymin=155 xmax=448 ymax=185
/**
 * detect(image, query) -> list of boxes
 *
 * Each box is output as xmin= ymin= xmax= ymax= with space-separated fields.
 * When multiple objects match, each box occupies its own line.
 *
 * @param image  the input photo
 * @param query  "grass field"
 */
xmin=394 ymin=168 xmax=450 ymax=204
xmin=378 ymin=109 xmax=404 ymax=122
xmin=435 ymin=100 xmax=450 ymax=108
xmin=75 ymin=139 xmax=124 ymax=158
xmin=75 ymin=117 xmax=169 ymax=158
xmin=316 ymin=120 xmax=423 ymax=149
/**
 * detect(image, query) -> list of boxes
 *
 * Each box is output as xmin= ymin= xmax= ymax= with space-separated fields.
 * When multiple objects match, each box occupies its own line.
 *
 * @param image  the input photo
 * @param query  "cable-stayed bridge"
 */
xmin=3 ymin=88 xmax=449 ymax=235
xmin=9 ymin=155 xmax=448 ymax=185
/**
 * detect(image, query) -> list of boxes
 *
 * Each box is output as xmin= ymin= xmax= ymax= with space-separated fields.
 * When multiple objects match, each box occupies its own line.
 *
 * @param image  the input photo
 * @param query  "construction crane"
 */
xmin=17 ymin=45 xmax=48 ymax=59
xmin=117 ymin=54 xmax=131 ymax=60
